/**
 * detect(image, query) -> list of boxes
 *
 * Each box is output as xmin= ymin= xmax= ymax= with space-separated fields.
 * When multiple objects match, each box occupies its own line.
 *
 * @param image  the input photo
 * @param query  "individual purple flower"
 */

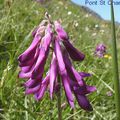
xmin=54 ymin=21 xmax=85 ymax=61
xmin=18 ymin=15 xmax=96 ymax=111
xmin=54 ymin=21 xmax=69 ymax=40
xmin=55 ymin=37 xmax=74 ymax=108
xmin=49 ymin=52 xmax=58 ymax=99
xmin=34 ymin=73 xmax=50 ymax=101
xmin=95 ymin=43 xmax=106 ymax=57
xmin=63 ymin=49 xmax=96 ymax=111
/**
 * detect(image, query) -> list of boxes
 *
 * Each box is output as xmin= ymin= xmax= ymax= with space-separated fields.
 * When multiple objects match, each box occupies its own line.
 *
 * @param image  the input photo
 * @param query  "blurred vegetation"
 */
xmin=0 ymin=0 xmax=120 ymax=119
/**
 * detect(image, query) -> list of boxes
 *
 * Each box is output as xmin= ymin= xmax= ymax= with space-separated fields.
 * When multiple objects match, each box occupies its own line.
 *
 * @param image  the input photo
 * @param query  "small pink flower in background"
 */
xmin=95 ymin=43 xmax=106 ymax=58
xmin=106 ymin=91 xmax=113 ymax=97
xmin=35 ymin=0 xmax=45 ymax=3
xmin=18 ymin=13 xmax=96 ymax=111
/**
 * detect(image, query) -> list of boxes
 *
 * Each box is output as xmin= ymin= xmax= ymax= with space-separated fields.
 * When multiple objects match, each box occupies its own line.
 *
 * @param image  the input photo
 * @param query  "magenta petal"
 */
xmin=19 ymin=58 xmax=34 ymax=67
xmin=19 ymin=64 xmax=36 ymax=79
xmin=32 ymin=48 xmax=45 ymax=79
xmin=18 ymin=35 xmax=41 ymax=63
xmin=25 ymin=84 xmax=40 ymax=94
xmin=54 ymin=21 xmax=68 ymax=40
xmin=21 ymin=66 xmax=31 ymax=73
xmin=32 ymin=31 xmax=52 ymax=79
xmin=63 ymin=40 xmax=85 ymax=61
xmin=54 ymin=21 xmax=85 ymax=61
xmin=86 ymin=86 xmax=96 ymax=94
xmin=19 ymin=71 xmax=32 ymax=79
xmin=75 ymin=94 xmax=93 ymax=111
xmin=73 ymin=85 xmax=96 ymax=95
xmin=34 ymin=74 xmax=49 ymax=101
xmin=54 ymin=38 xmax=66 ymax=72
xmin=63 ymin=51 xmax=84 ymax=86
xmin=68 ymin=100 xmax=74 ymax=108
xmin=71 ymin=69 xmax=84 ymax=86
xmin=50 ymin=53 xmax=58 ymax=99
xmin=79 ymin=72 xmax=92 ymax=78
xmin=55 ymin=38 xmax=74 ymax=102
xmin=24 ymin=78 xmax=39 ymax=88
xmin=19 ymin=46 xmax=40 ymax=67
xmin=34 ymin=85 xmax=47 ymax=101
xmin=61 ymin=73 xmax=74 ymax=102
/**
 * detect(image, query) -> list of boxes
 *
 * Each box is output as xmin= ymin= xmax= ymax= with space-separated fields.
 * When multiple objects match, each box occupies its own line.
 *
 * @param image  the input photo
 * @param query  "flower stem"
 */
xmin=111 ymin=0 xmax=120 ymax=119
xmin=70 ymin=108 xmax=74 ymax=120
xmin=57 ymin=75 xmax=62 ymax=120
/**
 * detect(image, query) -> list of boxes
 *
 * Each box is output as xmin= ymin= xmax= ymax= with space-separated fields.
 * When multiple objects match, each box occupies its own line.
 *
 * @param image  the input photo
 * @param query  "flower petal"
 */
xmin=21 ymin=66 xmax=31 ymax=73
xmin=55 ymin=37 xmax=74 ymax=102
xmin=63 ymin=40 xmax=85 ymax=61
xmin=34 ymin=74 xmax=49 ymax=101
xmin=79 ymin=72 xmax=92 ymax=78
xmin=75 ymin=94 xmax=93 ymax=111
xmin=18 ymin=35 xmax=41 ymax=63
xmin=24 ymin=78 xmax=41 ymax=88
xmin=63 ymin=51 xmax=84 ymax=86
xmin=54 ymin=21 xmax=68 ymax=40
xmin=86 ymin=86 xmax=96 ymax=94
xmin=19 ymin=44 xmax=40 ymax=67
xmin=25 ymin=84 xmax=40 ymax=94
xmin=19 ymin=71 xmax=32 ymax=79
xmin=24 ymin=79 xmax=35 ymax=88
xmin=32 ymin=28 xmax=52 ymax=79
xmin=50 ymin=53 xmax=58 ymax=99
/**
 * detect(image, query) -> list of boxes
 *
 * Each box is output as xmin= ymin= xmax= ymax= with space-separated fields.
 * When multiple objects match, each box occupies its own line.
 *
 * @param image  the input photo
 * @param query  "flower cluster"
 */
xmin=95 ymin=43 xmax=106 ymax=57
xmin=18 ymin=15 xmax=96 ymax=111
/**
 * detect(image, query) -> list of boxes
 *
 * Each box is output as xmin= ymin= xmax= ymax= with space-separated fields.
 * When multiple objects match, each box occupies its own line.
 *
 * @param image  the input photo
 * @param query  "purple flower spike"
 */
xmin=18 ymin=16 xmax=96 ymax=111
xmin=95 ymin=43 xmax=106 ymax=57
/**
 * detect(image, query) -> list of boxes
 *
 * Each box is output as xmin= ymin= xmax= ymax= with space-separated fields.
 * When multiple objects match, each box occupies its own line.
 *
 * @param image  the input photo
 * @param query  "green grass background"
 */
xmin=0 ymin=0 xmax=120 ymax=119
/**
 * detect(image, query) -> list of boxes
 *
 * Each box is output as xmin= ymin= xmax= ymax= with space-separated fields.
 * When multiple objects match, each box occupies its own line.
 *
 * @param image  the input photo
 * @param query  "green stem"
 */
xmin=111 ymin=0 xmax=120 ymax=119
xmin=70 ymin=108 xmax=74 ymax=120
xmin=49 ymin=100 xmax=53 ymax=120
xmin=57 ymin=75 xmax=62 ymax=120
